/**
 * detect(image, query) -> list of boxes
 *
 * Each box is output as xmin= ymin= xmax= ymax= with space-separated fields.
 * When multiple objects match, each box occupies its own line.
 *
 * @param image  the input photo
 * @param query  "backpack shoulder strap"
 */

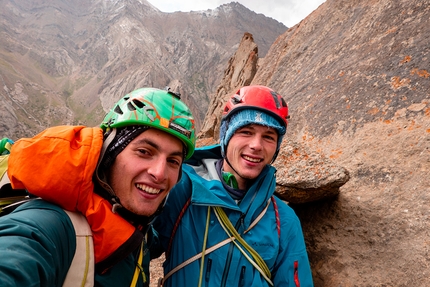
xmin=62 ymin=210 xmax=95 ymax=287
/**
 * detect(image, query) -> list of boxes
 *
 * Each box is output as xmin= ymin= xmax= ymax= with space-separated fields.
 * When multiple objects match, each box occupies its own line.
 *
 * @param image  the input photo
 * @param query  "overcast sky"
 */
xmin=146 ymin=0 xmax=326 ymax=28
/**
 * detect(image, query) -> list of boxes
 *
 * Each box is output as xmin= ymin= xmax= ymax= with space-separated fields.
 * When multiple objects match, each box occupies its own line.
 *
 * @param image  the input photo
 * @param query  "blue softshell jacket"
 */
xmin=154 ymin=145 xmax=314 ymax=287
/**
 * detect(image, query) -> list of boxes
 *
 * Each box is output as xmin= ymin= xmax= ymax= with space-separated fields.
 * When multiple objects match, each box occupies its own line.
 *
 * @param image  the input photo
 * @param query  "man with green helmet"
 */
xmin=0 ymin=87 xmax=195 ymax=287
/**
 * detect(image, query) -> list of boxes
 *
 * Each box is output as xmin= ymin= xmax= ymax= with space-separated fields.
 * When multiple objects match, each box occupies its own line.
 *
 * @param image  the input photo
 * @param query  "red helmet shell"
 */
xmin=222 ymin=85 xmax=289 ymax=127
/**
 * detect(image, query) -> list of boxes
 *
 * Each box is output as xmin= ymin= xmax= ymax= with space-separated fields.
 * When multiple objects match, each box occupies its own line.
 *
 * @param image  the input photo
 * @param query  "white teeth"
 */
xmin=243 ymin=155 xmax=262 ymax=163
xmin=136 ymin=184 xmax=161 ymax=194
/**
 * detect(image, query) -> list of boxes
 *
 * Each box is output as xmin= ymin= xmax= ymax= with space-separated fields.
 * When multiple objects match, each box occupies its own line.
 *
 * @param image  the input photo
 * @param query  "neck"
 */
xmin=222 ymin=158 xmax=248 ymax=190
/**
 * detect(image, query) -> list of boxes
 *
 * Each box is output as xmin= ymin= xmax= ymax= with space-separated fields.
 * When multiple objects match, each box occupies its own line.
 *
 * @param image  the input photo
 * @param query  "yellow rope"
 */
xmin=130 ymin=241 xmax=146 ymax=287
xmin=198 ymin=206 xmax=211 ymax=287
xmin=213 ymin=206 xmax=273 ymax=286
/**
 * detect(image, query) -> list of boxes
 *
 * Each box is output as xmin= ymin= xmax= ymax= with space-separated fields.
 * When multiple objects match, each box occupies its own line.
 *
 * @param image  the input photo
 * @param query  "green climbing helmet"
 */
xmin=100 ymin=87 xmax=196 ymax=159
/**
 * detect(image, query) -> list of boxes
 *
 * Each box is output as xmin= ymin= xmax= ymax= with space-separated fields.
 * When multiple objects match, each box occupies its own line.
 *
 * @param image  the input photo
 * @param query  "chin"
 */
xmin=135 ymin=208 xmax=157 ymax=217
xmin=242 ymin=172 xmax=260 ymax=180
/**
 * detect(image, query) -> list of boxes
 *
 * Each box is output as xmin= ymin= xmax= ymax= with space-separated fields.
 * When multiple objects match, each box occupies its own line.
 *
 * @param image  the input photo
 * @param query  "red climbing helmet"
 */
xmin=222 ymin=85 xmax=289 ymax=128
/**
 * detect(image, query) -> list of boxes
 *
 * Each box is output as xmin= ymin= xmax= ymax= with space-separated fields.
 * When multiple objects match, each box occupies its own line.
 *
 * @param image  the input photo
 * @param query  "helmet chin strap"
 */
xmin=223 ymin=146 xmax=277 ymax=185
xmin=94 ymin=128 xmax=125 ymax=214
xmin=270 ymin=150 xmax=279 ymax=164
xmin=223 ymin=152 xmax=248 ymax=182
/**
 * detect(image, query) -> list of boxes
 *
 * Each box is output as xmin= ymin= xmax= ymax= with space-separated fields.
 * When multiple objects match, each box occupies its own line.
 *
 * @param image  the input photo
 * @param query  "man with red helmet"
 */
xmin=154 ymin=85 xmax=314 ymax=286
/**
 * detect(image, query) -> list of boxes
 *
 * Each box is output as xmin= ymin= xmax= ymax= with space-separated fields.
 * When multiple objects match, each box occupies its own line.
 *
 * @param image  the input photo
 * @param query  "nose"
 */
xmin=248 ymin=134 xmax=263 ymax=151
xmin=147 ymin=157 xmax=167 ymax=182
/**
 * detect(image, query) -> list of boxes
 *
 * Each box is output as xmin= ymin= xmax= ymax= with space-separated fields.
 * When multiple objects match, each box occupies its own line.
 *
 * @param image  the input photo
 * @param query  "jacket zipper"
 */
xmin=205 ymin=258 xmax=212 ymax=283
xmin=220 ymin=239 xmax=234 ymax=286
xmin=238 ymin=266 xmax=246 ymax=287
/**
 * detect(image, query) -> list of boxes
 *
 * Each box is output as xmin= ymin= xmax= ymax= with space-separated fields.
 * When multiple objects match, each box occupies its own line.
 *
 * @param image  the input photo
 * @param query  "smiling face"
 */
xmin=223 ymin=124 xmax=278 ymax=190
xmin=108 ymin=128 xmax=184 ymax=216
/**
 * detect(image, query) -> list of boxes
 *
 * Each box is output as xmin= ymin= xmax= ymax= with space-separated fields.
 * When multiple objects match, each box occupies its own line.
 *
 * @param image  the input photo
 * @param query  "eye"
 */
xmin=263 ymin=132 xmax=278 ymax=142
xmin=167 ymin=157 xmax=182 ymax=167
xmin=137 ymin=149 xmax=151 ymax=156
xmin=264 ymin=135 xmax=276 ymax=141
xmin=236 ymin=128 xmax=252 ymax=135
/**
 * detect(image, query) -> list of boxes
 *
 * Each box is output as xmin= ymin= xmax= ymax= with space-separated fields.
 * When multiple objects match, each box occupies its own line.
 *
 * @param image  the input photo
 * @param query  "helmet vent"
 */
xmin=127 ymin=102 xmax=136 ymax=111
xmin=132 ymin=99 xmax=145 ymax=109
xmin=281 ymin=98 xmax=287 ymax=107
xmin=232 ymin=95 xmax=241 ymax=104
xmin=271 ymin=91 xmax=281 ymax=109
xmin=114 ymin=105 xmax=123 ymax=115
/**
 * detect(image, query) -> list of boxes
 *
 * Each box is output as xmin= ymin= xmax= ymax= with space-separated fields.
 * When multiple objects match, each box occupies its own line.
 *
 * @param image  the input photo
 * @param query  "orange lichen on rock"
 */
xmin=330 ymin=149 xmax=343 ymax=159
xmin=367 ymin=107 xmax=380 ymax=115
xmin=391 ymin=76 xmax=411 ymax=89
xmin=410 ymin=68 xmax=430 ymax=78
xmin=386 ymin=27 xmax=398 ymax=34
xmin=400 ymin=55 xmax=411 ymax=64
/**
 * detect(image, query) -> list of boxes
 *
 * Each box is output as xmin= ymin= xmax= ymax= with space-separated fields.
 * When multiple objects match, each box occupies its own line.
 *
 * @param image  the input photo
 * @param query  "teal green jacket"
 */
xmin=0 ymin=199 xmax=150 ymax=287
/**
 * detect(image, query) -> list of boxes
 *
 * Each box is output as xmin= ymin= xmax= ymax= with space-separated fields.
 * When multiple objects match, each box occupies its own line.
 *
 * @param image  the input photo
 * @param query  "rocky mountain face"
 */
xmin=3 ymin=0 xmax=430 ymax=286
xmin=197 ymin=0 xmax=430 ymax=285
xmin=0 ymin=0 xmax=286 ymax=139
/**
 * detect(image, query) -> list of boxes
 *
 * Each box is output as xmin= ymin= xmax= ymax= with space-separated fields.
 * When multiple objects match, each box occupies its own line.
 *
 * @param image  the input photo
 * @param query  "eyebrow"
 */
xmin=240 ymin=125 xmax=278 ymax=134
xmin=132 ymin=138 xmax=184 ymax=157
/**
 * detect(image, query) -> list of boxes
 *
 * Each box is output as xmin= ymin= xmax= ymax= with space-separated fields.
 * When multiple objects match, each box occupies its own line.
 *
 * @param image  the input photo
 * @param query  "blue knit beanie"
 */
xmin=220 ymin=109 xmax=286 ymax=157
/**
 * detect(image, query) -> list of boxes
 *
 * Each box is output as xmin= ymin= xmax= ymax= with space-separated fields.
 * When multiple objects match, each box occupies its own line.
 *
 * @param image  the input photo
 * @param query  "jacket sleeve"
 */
xmin=0 ymin=200 xmax=76 ymax=287
xmin=272 ymin=202 xmax=314 ymax=287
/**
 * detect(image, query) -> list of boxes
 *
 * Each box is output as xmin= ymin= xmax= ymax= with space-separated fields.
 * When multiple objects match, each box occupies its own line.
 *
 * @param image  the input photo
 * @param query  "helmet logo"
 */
xmin=170 ymin=122 xmax=192 ymax=139
xmin=160 ymin=118 xmax=169 ymax=128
